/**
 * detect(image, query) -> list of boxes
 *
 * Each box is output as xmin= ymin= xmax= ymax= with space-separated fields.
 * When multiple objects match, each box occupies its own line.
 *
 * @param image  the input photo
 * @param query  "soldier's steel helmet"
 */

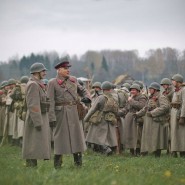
xmin=0 ymin=80 xmax=8 ymax=88
xmin=149 ymin=82 xmax=160 ymax=91
xmin=20 ymin=76 xmax=29 ymax=84
xmin=55 ymin=55 xmax=71 ymax=69
xmin=101 ymin=81 xmax=112 ymax=90
xmin=121 ymin=83 xmax=131 ymax=90
xmin=171 ymin=74 xmax=183 ymax=83
xmin=92 ymin=82 xmax=101 ymax=89
xmin=133 ymin=80 xmax=144 ymax=89
xmin=160 ymin=78 xmax=171 ymax=85
xmin=30 ymin=63 xmax=47 ymax=74
xmin=8 ymin=78 xmax=16 ymax=85
xmin=129 ymin=84 xmax=141 ymax=91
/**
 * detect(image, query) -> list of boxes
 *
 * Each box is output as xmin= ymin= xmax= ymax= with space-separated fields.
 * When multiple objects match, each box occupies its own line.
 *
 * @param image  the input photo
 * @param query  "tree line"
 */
xmin=0 ymin=47 xmax=185 ymax=85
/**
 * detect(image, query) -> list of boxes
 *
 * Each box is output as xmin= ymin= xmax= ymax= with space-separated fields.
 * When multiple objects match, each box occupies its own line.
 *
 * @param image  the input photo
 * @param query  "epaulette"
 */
xmin=69 ymin=76 xmax=77 ymax=83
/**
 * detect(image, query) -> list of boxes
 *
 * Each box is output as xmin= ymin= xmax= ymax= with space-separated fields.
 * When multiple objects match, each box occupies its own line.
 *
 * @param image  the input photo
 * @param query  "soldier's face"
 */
xmin=40 ymin=70 xmax=47 ymax=79
xmin=161 ymin=84 xmax=169 ymax=89
xmin=149 ymin=88 xmax=155 ymax=95
xmin=58 ymin=67 xmax=70 ymax=78
xmin=171 ymin=80 xmax=178 ymax=87
xmin=130 ymin=89 xmax=139 ymax=96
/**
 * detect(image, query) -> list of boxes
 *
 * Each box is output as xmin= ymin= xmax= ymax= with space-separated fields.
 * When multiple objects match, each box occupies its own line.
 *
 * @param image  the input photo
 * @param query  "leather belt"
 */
xmin=55 ymin=101 xmax=77 ymax=106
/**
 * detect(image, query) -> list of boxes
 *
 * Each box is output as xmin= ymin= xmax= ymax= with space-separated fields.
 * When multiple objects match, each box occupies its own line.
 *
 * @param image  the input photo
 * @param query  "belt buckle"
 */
xmin=69 ymin=101 xmax=73 ymax=105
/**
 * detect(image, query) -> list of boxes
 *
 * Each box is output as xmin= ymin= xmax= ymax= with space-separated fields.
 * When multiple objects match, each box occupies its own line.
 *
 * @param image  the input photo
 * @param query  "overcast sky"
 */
xmin=0 ymin=0 xmax=184 ymax=61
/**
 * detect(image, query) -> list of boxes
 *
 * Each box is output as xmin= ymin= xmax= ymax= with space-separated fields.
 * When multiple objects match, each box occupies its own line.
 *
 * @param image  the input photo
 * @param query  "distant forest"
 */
xmin=0 ymin=47 xmax=185 ymax=86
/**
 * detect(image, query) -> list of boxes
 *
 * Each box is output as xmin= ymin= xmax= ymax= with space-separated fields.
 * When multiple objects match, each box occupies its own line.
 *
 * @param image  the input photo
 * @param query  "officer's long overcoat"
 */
xmin=48 ymin=75 xmax=90 ymax=154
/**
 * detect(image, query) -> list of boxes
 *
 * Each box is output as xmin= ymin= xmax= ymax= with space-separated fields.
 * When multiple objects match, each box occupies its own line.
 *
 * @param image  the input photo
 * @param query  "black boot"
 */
xmin=54 ymin=155 xmax=62 ymax=169
xmin=26 ymin=159 xmax=37 ymax=167
xmin=180 ymin=151 xmax=185 ymax=158
xmin=136 ymin=148 xmax=141 ymax=156
xmin=154 ymin=149 xmax=161 ymax=157
xmin=73 ymin=153 xmax=82 ymax=166
xmin=171 ymin=151 xmax=178 ymax=158
xmin=102 ymin=146 xmax=112 ymax=156
xmin=130 ymin=149 xmax=135 ymax=156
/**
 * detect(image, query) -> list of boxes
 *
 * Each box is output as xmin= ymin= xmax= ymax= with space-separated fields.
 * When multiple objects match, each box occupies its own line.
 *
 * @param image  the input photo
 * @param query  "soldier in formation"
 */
xmin=22 ymin=63 xmax=51 ymax=167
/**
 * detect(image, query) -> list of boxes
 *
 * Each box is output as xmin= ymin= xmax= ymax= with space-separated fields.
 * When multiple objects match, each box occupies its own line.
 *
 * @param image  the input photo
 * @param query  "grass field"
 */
xmin=0 ymin=145 xmax=185 ymax=185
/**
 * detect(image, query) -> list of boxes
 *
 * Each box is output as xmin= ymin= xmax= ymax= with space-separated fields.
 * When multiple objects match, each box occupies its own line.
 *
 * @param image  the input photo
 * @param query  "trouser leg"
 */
xmin=54 ymin=154 xmax=62 ymax=169
xmin=73 ymin=152 xmax=82 ymax=166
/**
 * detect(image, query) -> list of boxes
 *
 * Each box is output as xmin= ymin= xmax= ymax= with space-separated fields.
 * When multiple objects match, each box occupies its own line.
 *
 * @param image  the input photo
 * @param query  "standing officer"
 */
xmin=47 ymin=55 xmax=91 ymax=169
xmin=22 ymin=63 xmax=51 ymax=167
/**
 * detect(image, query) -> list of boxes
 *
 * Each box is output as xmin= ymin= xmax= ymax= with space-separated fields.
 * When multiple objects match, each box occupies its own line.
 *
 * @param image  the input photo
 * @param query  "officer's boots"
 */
xmin=54 ymin=155 xmax=62 ymax=169
xmin=154 ymin=149 xmax=161 ymax=157
xmin=73 ymin=152 xmax=82 ymax=166
xmin=26 ymin=159 xmax=37 ymax=167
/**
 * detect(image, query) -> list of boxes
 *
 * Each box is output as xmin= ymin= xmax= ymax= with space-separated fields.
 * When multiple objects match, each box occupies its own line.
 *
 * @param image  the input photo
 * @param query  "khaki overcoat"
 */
xmin=22 ymin=76 xmax=51 ymax=159
xmin=84 ymin=92 xmax=118 ymax=147
xmin=48 ymin=75 xmax=90 ymax=155
xmin=170 ymin=86 xmax=185 ymax=152
xmin=123 ymin=94 xmax=147 ymax=149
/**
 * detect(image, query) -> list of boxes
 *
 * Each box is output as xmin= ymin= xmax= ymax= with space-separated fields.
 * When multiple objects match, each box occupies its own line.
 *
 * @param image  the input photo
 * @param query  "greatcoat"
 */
xmin=48 ymin=75 xmax=90 ymax=155
xmin=84 ymin=92 xmax=118 ymax=147
xmin=170 ymin=86 xmax=185 ymax=152
xmin=139 ymin=92 xmax=170 ymax=153
xmin=122 ymin=93 xmax=147 ymax=149
xmin=22 ymin=76 xmax=51 ymax=159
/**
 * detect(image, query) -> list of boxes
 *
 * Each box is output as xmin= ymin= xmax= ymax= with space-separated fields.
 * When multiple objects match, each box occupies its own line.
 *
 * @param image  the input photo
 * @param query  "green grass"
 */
xmin=0 ymin=145 xmax=185 ymax=185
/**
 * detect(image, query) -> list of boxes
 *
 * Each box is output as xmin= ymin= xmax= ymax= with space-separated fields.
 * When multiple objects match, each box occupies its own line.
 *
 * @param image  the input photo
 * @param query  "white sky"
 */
xmin=0 ymin=0 xmax=185 ymax=61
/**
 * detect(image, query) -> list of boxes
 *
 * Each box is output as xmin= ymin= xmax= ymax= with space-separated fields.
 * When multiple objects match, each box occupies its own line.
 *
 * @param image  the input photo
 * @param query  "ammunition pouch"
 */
xmin=40 ymin=101 xmax=50 ymax=113
xmin=89 ymin=110 xmax=103 ymax=125
xmin=77 ymin=102 xmax=87 ymax=120
xmin=104 ymin=112 xmax=117 ymax=125
xmin=153 ymin=116 xmax=169 ymax=123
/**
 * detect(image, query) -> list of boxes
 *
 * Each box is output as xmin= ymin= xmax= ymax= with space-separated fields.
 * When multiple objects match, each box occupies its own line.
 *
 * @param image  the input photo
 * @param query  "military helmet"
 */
xmin=8 ymin=78 xmax=16 ymax=85
xmin=42 ymin=79 xmax=49 ymax=85
xmin=101 ymin=81 xmax=112 ymax=90
xmin=129 ymin=84 xmax=141 ymax=91
xmin=92 ymin=82 xmax=101 ymax=89
xmin=121 ymin=83 xmax=131 ymax=90
xmin=160 ymin=78 xmax=171 ymax=85
xmin=20 ymin=76 xmax=29 ymax=84
xmin=149 ymin=82 xmax=160 ymax=91
xmin=30 ymin=63 xmax=47 ymax=74
xmin=133 ymin=80 xmax=144 ymax=89
xmin=0 ymin=80 xmax=8 ymax=88
xmin=171 ymin=74 xmax=183 ymax=83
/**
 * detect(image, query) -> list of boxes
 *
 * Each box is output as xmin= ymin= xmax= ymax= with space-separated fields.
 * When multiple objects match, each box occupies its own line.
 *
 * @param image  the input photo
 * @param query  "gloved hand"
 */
xmin=146 ymin=112 xmax=152 ymax=117
xmin=49 ymin=121 xmax=57 ymax=128
xmin=81 ymin=97 xmax=91 ymax=104
xmin=178 ymin=117 xmax=185 ymax=125
xmin=35 ymin=125 xmax=42 ymax=131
